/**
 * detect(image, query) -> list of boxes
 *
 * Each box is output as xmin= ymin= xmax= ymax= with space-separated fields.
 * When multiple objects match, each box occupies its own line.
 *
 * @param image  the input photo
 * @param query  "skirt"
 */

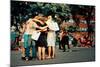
xmin=47 ymin=31 xmax=56 ymax=46
xmin=36 ymin=32 xmax=47 ymax=47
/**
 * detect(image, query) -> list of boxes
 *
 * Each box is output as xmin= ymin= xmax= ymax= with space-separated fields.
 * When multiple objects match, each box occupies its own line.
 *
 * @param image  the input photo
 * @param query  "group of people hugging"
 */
xmin=19 ymin=15 xmax=59 ymax=61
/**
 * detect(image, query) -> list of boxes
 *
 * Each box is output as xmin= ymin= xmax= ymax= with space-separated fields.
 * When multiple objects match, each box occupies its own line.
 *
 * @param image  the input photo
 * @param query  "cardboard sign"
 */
xmin=31 ymin=31 xmax=41 ymax=40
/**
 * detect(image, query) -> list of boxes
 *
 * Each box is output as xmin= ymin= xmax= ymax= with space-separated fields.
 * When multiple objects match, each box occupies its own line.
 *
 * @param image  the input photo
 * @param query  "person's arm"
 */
xmin=33 ymin=18 xmax=44 ymax=24
xmin=41 ymin=26 xmax=48 ymax=30
xmin=32 ymin=21 xmax=48 ymax=29
xmin=32 ymin=21 xmax=42 ymax=29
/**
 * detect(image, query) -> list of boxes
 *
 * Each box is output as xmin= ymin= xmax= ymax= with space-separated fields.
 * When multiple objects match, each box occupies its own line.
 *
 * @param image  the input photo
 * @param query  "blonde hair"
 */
xmin=48 ymin=16 xmax=52 ymax=19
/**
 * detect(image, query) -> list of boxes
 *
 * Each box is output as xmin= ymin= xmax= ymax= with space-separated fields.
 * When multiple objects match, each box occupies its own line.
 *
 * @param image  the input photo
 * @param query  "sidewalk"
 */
xmin=11 ymin=46 xmax=95 ymax=67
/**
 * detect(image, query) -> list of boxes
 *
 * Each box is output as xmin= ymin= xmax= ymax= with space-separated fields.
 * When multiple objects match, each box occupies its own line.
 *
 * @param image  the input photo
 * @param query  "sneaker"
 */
xmin=29 ymin=56 xmax=33 ymax=60
xmin=25 ymin=57 xmax=29 ymax=61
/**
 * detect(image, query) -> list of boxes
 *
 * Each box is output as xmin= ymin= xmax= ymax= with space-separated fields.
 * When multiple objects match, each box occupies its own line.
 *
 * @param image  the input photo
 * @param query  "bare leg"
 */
xmin=42 ymin=47 xmax=45 ymax=60
xmin=38 ymin=47 xmax=41 ymax=60
xmin=47 ymin=46 xmax=51 ymax=59
xmin=52 ymin=46 xmax=55 ymax=58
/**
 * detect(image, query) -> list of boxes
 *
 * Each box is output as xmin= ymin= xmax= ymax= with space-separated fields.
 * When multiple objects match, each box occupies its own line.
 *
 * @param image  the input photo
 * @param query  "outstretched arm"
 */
xmin=32 ymin=21 xmax=48 ymax=31
xmin=33 ymin=18 xmax=44 ymax=24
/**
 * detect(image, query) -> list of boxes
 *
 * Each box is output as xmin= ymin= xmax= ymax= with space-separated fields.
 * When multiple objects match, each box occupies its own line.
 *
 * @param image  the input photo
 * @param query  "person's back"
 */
xmin=25 ymin=19 xmax=35 ymax=35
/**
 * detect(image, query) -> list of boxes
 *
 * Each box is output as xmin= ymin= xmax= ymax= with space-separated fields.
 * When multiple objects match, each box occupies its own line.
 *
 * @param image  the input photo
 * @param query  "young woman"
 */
xmin=46 ymin=16 xmax=56 ymax=59
xmin=33 ymin=16 xmax=48 ymax=60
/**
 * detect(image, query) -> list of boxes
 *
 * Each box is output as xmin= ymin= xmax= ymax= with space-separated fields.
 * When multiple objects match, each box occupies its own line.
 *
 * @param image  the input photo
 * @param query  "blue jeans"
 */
xmin=23 ymin=34 xmax=31 ymax=57
xmin=24 ymin=34 xmax=36 ymax=58
xmin=30 ymin=40 xmax=36 ymax=58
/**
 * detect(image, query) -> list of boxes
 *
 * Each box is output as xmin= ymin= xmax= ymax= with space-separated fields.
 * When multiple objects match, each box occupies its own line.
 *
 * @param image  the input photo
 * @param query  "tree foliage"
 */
xmin=11 ymin=1 xmax=95 ymax=33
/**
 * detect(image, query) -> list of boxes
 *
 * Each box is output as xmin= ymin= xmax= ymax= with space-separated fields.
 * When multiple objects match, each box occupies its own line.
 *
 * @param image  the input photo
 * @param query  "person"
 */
xmin=23 ymin=21 xmax=31 ymax=61
xmin=61 ymin=30 xmax=69 ymax=52
xmin=58 ymin=30 xmax=63 ymax=50
xmin=46 ymin=16 xmax=56 ymax=59
xmin=67 ymin=33 xmax=73 ymax=52
xmin=11 ymin=26 xmax=17 ymax=50
xmin=33 ymin=16 xmax=48 ymax=60
xmin=85 ymin=35 xmax=92 ymax=48
xmin=23 ymin=18 xmax=37 ymax=61
xmin=26 ymin=18 xmax=37 ymax=60
xmin=19 ymin=23 xmax=26 ymax=60
xmin=79 ymin=35 xmax=86 ymax=47
xmin=72 ymin=37 xmax=78 ymax=47
xmin=24 ymin=17 xmax=45 ymax=60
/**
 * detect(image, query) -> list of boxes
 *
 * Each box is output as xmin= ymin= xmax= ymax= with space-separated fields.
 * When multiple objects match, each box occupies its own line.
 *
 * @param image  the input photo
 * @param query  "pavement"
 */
xmin=11 ymin=46 xmax=95 ymax=67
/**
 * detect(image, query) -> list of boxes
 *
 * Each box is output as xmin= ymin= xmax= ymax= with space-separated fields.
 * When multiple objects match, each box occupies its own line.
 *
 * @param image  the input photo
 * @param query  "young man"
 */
xmin=23 ymin=18 xmax=41 ymax=61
